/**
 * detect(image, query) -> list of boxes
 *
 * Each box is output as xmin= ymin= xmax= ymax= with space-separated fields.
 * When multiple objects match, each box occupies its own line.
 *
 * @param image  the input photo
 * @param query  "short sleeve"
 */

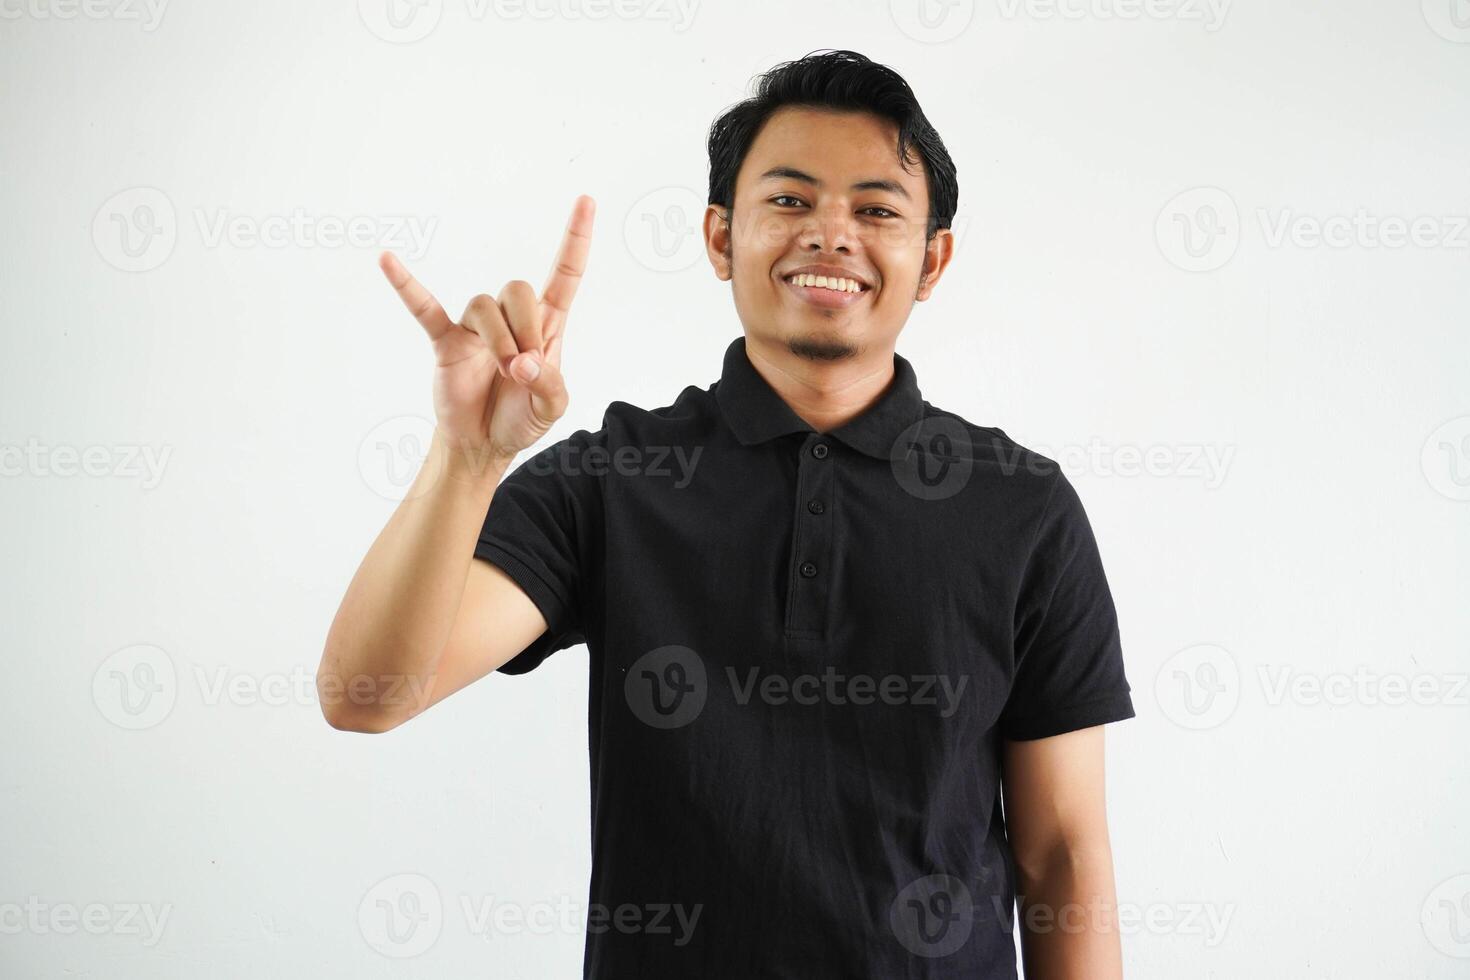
xmin=473 ymin=427 xmax=604 ymax=675
xmin=999 ymin=472 xmax=1135 ymax=740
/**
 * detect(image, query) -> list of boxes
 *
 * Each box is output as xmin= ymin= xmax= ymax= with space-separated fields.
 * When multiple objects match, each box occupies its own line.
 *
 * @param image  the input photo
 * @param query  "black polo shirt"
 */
xmin=473 ymin=335 xmax=1135 ymax=978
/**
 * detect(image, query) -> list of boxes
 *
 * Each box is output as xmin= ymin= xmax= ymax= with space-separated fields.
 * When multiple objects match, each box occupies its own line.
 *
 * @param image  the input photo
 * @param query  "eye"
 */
xmin=862 ymin=206 xmax=898 ymax=218
xmin=771 ymin=195 xmax=806 ymax=208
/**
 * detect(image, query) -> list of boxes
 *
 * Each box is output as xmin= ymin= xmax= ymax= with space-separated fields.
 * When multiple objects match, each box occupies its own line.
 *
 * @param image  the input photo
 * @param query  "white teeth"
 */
xmin=787 ymin=273 xmax=863 ymax=293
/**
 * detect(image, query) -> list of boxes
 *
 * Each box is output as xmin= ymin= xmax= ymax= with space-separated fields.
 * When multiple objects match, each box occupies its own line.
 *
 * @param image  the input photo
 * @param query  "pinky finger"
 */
xmin=380 ymin=251 xmax=454 ymax=340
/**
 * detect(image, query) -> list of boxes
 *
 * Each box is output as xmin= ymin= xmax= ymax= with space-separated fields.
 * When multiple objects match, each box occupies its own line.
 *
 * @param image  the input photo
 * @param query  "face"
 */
xmin=703 ymin=106 xmax=954 ymax=363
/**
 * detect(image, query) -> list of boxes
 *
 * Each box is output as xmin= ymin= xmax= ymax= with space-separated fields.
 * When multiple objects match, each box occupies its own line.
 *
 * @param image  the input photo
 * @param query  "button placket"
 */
xmin=785 ymin=434 xmax=834 ymax=639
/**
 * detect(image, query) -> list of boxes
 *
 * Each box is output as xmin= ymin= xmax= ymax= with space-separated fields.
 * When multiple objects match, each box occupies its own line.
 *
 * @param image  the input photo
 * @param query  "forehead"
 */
xmin=735 ymin=106 xmax=925 ymax=198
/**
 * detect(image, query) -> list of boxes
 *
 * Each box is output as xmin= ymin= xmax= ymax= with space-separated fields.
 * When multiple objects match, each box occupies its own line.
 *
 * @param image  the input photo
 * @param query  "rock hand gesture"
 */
xmin=379 ymin=194 xmax=596 ymax=470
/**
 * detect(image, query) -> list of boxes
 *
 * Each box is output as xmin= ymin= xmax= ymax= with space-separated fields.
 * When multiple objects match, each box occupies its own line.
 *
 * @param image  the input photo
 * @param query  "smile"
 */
xmin=782 ymin=273 xmax=871 ymax=309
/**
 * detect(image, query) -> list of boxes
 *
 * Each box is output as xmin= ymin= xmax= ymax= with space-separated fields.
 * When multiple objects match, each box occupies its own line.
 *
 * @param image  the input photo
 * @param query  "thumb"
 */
xmin=508 ymin=350 xmax=568 ymax=427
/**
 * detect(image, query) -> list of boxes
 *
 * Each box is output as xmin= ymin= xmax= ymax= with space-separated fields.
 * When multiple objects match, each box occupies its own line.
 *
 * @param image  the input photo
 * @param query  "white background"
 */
xmin=3 ymin=0 xmax=1469 ymax=977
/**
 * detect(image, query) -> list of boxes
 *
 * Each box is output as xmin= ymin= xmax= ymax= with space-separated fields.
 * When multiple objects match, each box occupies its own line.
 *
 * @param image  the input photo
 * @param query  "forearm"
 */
xmin=1015 ymin=843 xmax=1124 ymax=980
xmin=318 ymin=427 xmax=511 ymax=728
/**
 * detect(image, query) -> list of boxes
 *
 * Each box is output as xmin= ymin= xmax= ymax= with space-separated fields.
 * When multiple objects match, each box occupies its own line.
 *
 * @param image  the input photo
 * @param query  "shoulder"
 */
xmin=914 ymin=401 xmax=1069 ymax=500
xmin=594 ymin=380 xmax=722 ymax=444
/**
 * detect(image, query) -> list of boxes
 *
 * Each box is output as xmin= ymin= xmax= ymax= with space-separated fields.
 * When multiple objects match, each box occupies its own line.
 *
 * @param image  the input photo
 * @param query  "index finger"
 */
xmin=538 ymin=195 xmax=596 ymax=339
xmin=380 ymin=251 xmax=454 ymax=340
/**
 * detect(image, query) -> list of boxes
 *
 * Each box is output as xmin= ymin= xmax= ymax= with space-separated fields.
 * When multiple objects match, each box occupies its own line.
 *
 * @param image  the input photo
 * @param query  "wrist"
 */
xmin=431 ymin=426 xmax=516 ymax=489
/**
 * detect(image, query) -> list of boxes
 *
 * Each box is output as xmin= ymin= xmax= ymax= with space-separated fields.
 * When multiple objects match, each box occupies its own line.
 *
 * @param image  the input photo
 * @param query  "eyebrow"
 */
xmin=758 ymin=166 xmax=912 ymax=201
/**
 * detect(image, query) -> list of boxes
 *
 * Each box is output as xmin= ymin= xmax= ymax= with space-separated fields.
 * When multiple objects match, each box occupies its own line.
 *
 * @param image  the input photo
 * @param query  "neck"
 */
xmin=743 ymin=334 xmax=896 ymax=434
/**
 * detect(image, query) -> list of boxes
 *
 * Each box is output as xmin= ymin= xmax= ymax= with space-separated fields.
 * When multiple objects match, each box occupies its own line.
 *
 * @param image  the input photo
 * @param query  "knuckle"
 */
xmin=498 ymin=279 xmax=535 ymax=303
xmin=464 ymin=293 xmax=498 ymax=318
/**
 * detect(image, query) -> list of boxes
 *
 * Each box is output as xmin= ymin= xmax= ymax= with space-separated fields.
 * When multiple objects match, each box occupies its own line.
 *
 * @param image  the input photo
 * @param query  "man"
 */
xmin=319 ymin=49 xmax=1135 ymax=979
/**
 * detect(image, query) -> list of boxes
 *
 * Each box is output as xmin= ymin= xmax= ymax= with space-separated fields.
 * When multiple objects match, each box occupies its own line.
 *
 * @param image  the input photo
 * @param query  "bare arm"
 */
xmin=1001 ymin=725 xmax=1125 ymax=980
xmin=316 ymin=196 xmax=596 ymax=733
xmin=316 ymin=430 xmax=549 ymax=732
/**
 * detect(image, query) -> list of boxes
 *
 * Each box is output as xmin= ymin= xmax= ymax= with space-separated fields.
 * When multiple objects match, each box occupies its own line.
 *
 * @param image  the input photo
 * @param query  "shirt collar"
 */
xmin=714 ymin=335 xmax=926 ymax=461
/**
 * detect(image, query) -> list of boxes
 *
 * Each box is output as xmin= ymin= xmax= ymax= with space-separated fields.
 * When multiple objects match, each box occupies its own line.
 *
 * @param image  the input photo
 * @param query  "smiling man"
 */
xmin=320 ymin=49 xmax=1135 ymax=979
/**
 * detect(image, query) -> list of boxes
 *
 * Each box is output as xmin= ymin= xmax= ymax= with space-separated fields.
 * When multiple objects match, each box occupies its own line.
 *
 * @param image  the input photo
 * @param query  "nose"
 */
xmin=797 ymin=198 xmax=857 ymax=254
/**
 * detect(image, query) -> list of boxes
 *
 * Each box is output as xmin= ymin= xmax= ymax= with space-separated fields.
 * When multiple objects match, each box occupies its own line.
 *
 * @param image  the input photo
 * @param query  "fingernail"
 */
xmin=514 ymin=354 xmax=541 ymax=382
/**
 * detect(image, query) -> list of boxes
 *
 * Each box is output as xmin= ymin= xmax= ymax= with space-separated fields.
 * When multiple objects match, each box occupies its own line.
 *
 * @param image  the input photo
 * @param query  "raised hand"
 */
xmin=379 ymin=195 xmax=595 ymax=471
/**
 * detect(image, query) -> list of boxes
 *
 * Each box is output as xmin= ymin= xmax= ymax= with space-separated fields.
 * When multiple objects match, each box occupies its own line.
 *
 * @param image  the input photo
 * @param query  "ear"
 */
xmin=915 ymin=227 xmax=956 ymax=302
xmin=703 ymin=204 xmax=733 ymax=282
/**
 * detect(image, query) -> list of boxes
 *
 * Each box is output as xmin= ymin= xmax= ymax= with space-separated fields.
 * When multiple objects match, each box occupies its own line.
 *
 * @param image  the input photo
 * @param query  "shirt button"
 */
xmin=811 ymin=442 xmax=829 ymax=459
xmin=807 ymin=499 xmax=825 ymax=515
xmin=799 ymin=561 xmax=818 ymax=578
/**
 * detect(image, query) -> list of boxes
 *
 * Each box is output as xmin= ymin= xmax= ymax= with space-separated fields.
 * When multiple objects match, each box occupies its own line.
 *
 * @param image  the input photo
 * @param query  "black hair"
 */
xmin=706 ymin=49 xmax=958 ymax=242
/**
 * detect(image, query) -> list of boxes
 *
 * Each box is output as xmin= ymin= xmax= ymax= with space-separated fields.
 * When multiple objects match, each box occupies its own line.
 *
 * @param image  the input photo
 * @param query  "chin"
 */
xmin=786 ymin=327 xmax=863 ymax=362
